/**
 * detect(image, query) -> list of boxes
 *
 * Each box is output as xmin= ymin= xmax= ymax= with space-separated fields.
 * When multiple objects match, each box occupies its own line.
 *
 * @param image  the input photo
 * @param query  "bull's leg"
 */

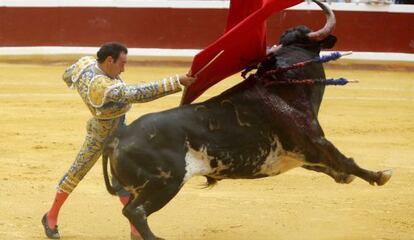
xmin=307 ymin=137 xmax=392 ymax=186
xmin=266 ymin=97 xmax=392 ymax=186
xmin=334 ymin=157 xmax=392 ymax=186
xmin=302 ymin=165 xmax=355 ymax=184
xmin=122 ymin=196 xmax=156 ymax=240
xmin=123 ymin=179 xmax=182 ymax=240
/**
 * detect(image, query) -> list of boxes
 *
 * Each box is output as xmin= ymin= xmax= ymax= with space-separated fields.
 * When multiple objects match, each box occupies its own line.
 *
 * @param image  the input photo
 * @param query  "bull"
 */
xmin=102 ymin=1 xmax=392 ymax=239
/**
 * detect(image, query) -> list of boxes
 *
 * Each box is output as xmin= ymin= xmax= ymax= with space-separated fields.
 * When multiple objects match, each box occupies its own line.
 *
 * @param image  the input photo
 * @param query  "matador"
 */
xmin=41 ymin=42 xmax=195 ymax=240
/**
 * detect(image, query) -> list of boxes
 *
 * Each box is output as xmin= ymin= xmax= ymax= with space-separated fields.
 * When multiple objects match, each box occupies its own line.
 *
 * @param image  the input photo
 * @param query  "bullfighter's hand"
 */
xmin=178 ymin=74 xmax=196 ymax=87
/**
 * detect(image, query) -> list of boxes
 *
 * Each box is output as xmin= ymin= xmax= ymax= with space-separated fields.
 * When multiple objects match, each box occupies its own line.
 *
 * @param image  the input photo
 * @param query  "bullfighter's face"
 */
xmin=111 ymin=52 xmax=127 ymax=77
xmin=105 ymin=52 xmax=127 ymax=79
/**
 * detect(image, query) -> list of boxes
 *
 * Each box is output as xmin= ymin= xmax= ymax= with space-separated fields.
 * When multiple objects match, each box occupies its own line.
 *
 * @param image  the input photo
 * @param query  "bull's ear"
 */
xmin=320 ymin=35 xmax=337 ymax=49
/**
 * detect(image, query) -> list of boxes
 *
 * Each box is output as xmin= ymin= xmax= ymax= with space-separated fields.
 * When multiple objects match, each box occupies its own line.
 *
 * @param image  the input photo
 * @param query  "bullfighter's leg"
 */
xmin=57 ymin=117 xmax=121 ymax=193
xmin=307 ymin=137 xmax=392 ymax=186
xmin=122 ymin=179 xmax=181 ymax=240
xmin=43 ymin=117 xmax=121 ymax=238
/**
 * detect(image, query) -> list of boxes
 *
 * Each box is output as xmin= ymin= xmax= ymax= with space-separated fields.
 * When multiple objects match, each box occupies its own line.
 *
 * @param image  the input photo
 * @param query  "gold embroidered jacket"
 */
xmin=62 ymin=56 xmax=182 ymax=119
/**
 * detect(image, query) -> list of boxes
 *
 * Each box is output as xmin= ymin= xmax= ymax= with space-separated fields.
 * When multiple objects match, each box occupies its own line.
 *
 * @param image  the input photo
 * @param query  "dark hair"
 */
xmin=97 ymin=42 xmax=128 ymax=63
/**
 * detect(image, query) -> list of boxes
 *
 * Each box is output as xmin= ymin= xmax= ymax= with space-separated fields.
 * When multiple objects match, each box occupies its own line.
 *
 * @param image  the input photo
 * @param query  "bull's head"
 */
xmin=250 ymin=0 xmax=338 ymax=116
xmin=279 ymin=0 xmax=337 ymax=51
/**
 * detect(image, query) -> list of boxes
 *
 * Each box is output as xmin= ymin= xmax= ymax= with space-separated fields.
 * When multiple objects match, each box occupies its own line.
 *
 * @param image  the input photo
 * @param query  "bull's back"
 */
xmin=114 ymin=71 xmax=314 ymax=182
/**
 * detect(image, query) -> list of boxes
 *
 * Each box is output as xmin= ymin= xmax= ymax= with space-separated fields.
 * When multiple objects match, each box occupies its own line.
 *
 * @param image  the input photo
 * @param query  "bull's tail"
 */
xmin=102 ymin=137 xmax=117 ymax=196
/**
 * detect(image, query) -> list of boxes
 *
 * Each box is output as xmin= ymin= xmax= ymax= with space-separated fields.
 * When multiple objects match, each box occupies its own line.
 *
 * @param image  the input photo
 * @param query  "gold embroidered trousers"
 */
xmin=57 ymin=116 xmax=123 ymax=193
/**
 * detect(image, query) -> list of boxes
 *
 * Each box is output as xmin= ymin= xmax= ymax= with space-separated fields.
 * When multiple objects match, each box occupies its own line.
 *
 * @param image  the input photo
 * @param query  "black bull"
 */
xmin=102 ymin=4 xmax=391 ymax=240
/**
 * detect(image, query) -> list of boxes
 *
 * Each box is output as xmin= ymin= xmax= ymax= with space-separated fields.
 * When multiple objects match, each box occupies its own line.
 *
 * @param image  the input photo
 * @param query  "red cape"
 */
xmin=182 ymin=0 xmax=303 ymax=104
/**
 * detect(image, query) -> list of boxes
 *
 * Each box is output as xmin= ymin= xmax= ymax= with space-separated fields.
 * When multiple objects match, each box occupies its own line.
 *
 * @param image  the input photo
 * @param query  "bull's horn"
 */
xmin=307 ymin=0 xmax=336 ymax=42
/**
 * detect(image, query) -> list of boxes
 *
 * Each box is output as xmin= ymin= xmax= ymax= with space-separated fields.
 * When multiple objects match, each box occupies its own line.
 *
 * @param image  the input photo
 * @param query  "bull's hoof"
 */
xmin=376 ymin=169 xmax=393 ymax=186
xmin=41 ymin=213 xmax=60 ymax=239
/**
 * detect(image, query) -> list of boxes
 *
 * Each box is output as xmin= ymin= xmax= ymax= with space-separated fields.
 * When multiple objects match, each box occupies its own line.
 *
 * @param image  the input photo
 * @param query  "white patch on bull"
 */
xmin=182 ymin=137 xmax=304 ymax=183
xmin=221 ymin=99 xmax=251 ymax=127
xmin=256 ymin=139 xmax=305 ymax=176
xmin=182 ymin=142 xmax=232 ymax=184
xmin=183 ymin=145 xmax=213 ymax=184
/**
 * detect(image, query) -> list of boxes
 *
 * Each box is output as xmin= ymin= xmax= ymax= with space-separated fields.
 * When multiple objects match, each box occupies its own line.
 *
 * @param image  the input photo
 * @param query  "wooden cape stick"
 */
xmin=180 ymin=50 xmax=225 ymax=106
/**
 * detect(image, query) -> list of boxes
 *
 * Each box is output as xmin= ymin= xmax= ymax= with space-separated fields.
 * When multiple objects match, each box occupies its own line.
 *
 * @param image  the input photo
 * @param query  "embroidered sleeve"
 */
xmin=62 ymin=64 xmax=76 ymax=88
xmin=105 ymin=75 xmax=182 ymax=104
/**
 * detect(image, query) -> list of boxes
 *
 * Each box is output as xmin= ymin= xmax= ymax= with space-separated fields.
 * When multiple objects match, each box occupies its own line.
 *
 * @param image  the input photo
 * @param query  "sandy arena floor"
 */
xmin=0 ymin=59 xmax=413 ymax=240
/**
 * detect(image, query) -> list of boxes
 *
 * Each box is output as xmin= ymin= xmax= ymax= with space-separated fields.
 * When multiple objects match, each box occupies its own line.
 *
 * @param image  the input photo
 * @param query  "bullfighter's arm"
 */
xmin=62 ymin=56 xmax=96 ymax=88
xmin=111 ymin=76 xmax=183 ymax=103
xmin=89 ymin=75 xmax=183 ymax=107
xmin=62 ymin=64 xmax=76 ymax=87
